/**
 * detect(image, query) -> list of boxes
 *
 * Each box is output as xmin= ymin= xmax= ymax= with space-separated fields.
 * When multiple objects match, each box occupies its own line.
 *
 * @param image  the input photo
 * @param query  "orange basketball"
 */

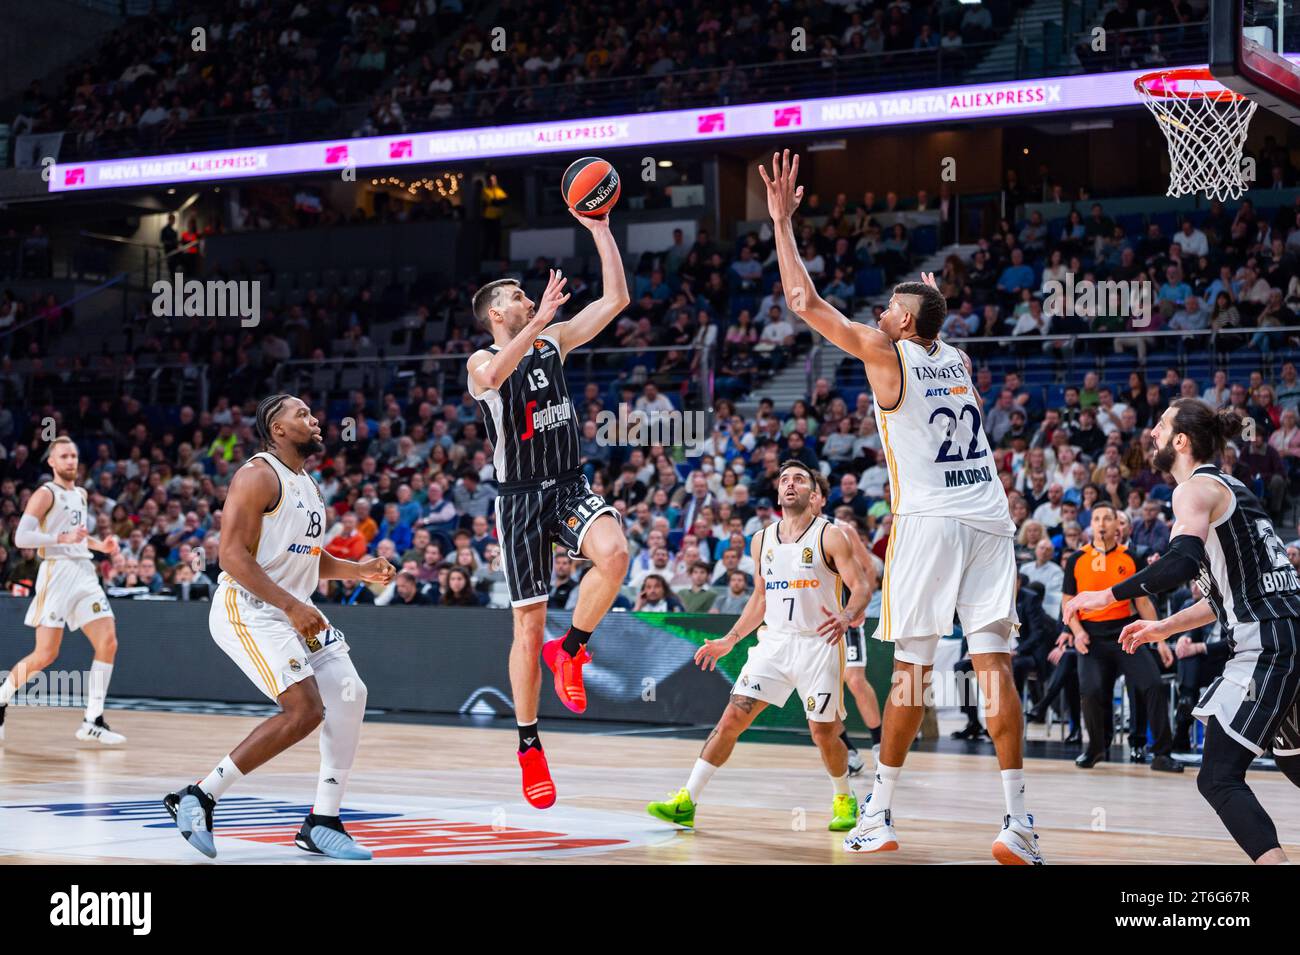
xmin=562 ymin=156 xmax=620 ymax=217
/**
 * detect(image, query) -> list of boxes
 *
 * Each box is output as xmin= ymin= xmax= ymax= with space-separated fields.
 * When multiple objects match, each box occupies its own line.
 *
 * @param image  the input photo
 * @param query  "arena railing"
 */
xmin=828 ymin=324 xmax=1300 ymax=391
xmin=270 ymin=342 xmax=716 ymax=420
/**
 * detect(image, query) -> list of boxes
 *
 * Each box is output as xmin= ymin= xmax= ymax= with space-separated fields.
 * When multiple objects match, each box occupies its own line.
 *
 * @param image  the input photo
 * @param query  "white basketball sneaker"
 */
xmin=846 ymin=746 xmax=866 ymax=776
xmin=842 ymin=795 xmax=899 ymax=853
xmin=992 ymin=814 xmax=1045 ymax=865
xmin=76 ymin=716 xmax=126 ymax=745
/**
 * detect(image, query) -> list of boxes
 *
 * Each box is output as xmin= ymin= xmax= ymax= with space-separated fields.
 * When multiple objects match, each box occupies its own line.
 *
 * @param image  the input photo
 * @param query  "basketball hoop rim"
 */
xmin=1134 ymin=67 xmax=1248 ymax=102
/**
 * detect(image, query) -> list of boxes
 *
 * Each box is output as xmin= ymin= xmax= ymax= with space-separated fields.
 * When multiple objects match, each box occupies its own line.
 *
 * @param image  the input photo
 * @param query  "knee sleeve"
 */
xmin=313 ymin=653 xmax=366 ymax=773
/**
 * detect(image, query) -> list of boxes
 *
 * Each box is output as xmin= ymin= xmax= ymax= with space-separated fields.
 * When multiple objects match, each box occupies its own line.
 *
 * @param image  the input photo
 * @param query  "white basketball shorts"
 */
xmin=733 ymin=627 xmax=847 ymax=723
xmin=876 ymin=514 xmax=1019 ymax=666
xmin=210 ymin=581 xmax=349 ymax=701
xmin=24 ymin=558 xmax=114 ymax=632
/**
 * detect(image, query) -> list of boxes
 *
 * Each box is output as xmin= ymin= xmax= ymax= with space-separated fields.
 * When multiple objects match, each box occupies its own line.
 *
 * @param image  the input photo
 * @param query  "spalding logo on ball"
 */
xmin=562 ymin=157 xmax=620 ymax=217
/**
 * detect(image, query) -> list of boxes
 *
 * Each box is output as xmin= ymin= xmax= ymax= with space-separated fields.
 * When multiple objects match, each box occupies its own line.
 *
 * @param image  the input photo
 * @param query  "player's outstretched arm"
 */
xmin=1063 ymin=480 xmax=1220 ymax=623
xmin=1120 ymin=598 xmax=1217 ymax=652
xmin=220 ymin=461 xmax=327 ymax=638
xmin=549 ymin=212 xmax=631 ymax=359
xmin=468 ymin=269 xmax=570 ymax=394
xmin=759 ymin=150 xmax=889 ymax=362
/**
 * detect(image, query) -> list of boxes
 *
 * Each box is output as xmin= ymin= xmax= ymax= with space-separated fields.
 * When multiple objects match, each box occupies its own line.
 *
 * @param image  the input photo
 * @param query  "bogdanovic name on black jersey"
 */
xmin=1192 ymin=464 xmax=1300 ymax=633
xmin=472 ymin=334 xmax=580 ymax=486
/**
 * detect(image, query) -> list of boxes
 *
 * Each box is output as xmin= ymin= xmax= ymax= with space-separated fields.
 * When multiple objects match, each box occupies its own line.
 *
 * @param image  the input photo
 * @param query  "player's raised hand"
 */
xmin=1119 ymin=618 xmax=1167 ymax=654
xmin=285 ymin=599 xmax=329 ymax=639
xmin=920 ymin=271 xmax=939 ymax=290
xmin=757 ymin=149 xmax=804 ymax=222
xmin=358 ymin=556 xmax=395 ymax=585
xmin=694 ymin=636 xmax=736 ymax=671
xmin=817 ymin=606 xmax=850 ymax=645
xmin=532 ymin=268 xmax=570 ymax=325
xmin=568 ymin=207 xmax=610 ymax=231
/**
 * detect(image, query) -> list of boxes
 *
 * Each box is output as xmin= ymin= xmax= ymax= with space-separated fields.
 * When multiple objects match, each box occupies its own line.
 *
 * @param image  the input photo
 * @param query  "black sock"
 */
xmin=869 ymin=724 xmax=882 ymax=746
xmin=840 ymin=729 xmax=859 ymax=752
xmin=562 ymin=625 xmax=592 ymax=656
xmin=517 ymin=722 xmax=542 ymax=753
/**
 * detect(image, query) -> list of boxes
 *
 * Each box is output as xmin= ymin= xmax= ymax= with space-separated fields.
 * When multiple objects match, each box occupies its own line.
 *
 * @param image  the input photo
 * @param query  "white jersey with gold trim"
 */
xmin=218 ymin=451 xmax=326 ymax=603
xmin=872 ymin=337 xmax=1014 ymax=536
xmin=758 ymin=515 xmax=842 ymax=635
xmin=36 ymin=481 xmax=91 ymax=560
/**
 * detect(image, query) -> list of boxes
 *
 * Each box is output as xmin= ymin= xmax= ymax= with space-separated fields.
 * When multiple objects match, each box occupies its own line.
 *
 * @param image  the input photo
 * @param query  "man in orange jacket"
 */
xmin=326 ymin=512 xmax=369 ymax=562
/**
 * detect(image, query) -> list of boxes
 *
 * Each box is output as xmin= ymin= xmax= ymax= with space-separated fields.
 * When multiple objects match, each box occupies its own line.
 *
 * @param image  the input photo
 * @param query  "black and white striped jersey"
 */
xmin=469 ymin=333 xmax=580 ymax=487
xmin=1192 ymin=464 xmax=1300 ymax=638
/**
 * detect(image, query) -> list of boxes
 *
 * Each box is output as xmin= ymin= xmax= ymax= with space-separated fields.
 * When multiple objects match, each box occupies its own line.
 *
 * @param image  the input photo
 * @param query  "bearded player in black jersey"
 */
xmin=1065 ymin=398 xmax=1300 ymax=864
xmin=467 ymin=210 xmax=630 ymax=808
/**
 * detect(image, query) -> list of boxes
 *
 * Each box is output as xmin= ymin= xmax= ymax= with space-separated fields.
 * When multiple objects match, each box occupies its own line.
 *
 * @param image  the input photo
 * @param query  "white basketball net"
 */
xmin=1136 ymin=70 xmax=1258 ymax=202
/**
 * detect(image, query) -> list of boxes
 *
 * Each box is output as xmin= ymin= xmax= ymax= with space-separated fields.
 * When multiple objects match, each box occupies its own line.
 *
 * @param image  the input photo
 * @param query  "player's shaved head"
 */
xmin=472 ymin=278 xmax=520 ymax=328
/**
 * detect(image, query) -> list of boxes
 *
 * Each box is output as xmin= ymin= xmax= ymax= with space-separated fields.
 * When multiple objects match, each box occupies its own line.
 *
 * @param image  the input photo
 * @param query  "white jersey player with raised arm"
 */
xmin=873 ymin=336 xmax=1018 ymax=665
xmin=760 ymin=148 xmax=1040 ymax=864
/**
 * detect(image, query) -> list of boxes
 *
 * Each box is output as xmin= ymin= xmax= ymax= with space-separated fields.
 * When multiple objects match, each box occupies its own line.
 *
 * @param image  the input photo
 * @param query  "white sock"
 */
xmin=1001 ymin=769 xmax=1028 ymax=824
xmin=831 ymin=772 xmax=851 ymax=796
xmin=685 ymin=758 xmax=717 ymax=802
xmin=198 ymin=755 xmax=243 ymax=801
xmin=314 ymin=766 xmax=350 ymax=817
xmin=0 ymin=674 xmax=16 ymax=706
xmin=84 ymin=660 xmax=112 ymax=722
xmin=868 ymin=763 xmax=902 ymax=816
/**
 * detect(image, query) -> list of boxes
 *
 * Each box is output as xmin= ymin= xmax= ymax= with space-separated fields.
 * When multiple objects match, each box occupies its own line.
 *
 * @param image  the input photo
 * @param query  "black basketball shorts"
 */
xmin=494 ymin=470 xmax=619 ymax=607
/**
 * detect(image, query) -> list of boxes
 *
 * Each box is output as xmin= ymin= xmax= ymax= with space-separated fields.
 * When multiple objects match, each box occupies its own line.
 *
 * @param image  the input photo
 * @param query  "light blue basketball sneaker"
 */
xmin=163 ymin=785 xmax=218 ymax=859
xmin=295 ymin=814 xmax=373 ymax=860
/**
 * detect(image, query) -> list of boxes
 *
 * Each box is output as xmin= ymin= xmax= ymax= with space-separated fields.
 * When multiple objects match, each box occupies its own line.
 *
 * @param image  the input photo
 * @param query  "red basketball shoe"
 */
xmin=517 ymin=746 xmax=556 ymax=809
xmin=542 ymin=636 xmax=591 ymax=714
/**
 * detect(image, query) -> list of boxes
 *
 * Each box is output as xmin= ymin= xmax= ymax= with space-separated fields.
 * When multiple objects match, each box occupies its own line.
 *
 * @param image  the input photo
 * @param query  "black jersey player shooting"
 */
xmin=466 ymin=209 xmax=630 ymax=808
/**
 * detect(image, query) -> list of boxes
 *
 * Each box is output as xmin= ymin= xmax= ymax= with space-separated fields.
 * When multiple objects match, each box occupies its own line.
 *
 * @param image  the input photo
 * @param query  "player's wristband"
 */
xmin=1111 ymin=534 xmax=1207 ymax=601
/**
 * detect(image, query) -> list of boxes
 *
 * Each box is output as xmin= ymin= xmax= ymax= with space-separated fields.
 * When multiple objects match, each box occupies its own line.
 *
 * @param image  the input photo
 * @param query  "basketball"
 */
xmin=562 ymin=157 xmax=620 ymax=217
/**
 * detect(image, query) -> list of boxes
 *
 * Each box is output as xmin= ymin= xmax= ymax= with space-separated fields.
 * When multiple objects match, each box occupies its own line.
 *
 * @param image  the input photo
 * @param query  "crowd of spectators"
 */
xmin=1074 ymin=0 xmax=1210 ymax=74
xmin=5 ymin=175 xmax=1300 ymax=762
xmin=13 ymin=0 xmax=1023 ymax=163
xmin=933 ymin=160 xmax=1300 ymax=365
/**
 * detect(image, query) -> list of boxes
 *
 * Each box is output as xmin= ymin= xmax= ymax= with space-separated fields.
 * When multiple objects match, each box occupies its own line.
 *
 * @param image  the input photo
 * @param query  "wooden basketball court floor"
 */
xmin=1 ymin=706 xmax=1296 ymax=864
